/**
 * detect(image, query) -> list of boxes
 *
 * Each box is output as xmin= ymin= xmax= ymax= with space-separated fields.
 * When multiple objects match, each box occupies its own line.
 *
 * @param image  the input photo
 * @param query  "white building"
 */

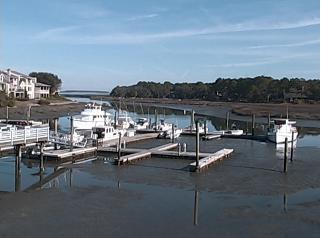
xmin=0 ymin=69 xmax=51 ymax=99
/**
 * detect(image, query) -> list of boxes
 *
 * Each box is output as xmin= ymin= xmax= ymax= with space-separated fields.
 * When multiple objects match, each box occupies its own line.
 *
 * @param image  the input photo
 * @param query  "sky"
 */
xmin=0 ymin=0 xmax=320 ymax=90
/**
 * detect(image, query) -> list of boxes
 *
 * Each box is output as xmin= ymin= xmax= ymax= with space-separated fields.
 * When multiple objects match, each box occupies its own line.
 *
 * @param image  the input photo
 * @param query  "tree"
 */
xmin=29 ymin=72 xmax=62 ymax=95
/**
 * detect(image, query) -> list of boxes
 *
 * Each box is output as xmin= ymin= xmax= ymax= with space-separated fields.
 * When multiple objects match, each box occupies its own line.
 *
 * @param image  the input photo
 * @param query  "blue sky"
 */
xmin=0 ymin=0 xmax=320 ymax=90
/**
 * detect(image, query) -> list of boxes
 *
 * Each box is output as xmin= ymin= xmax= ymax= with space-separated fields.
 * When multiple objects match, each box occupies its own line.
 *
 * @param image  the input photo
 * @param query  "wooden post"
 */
xmin=6 ymin=106 xmax=9 ymax=123
xmin=226 ymin=111 xmax=230 ymax=130
xmin=70 ymin=116 xmax=74 ymax=152
xmin=195 ymin=120 xmax=199 ymax=170
xmin=27 ymin=105 xmax=31 ymax=125
xmin=15 ymin=145 xmax=22 ymax=192
xmin=178 ymin=143 xmax=181 ymax=156
xmin=191 ymin=110 xmax=195 ymax=132
xmin=171 ymin=124 xmax=175 ymax=143
xmin=117 ymin=132 xmax=122 ymax=161
xmin=267 ymin=113 xmax=271 ymax=133
xmin=290 ymin=132 xmax=294 ymax=162
xmin=183 ymin=143 xmax=187 ymax=152
xmin=251 ymin=114 xmax=255 ymax=136
xmin=283 ymin=137 xmax=288 ymax=173
xmin=204 ymin=120 xmax=207 ymax=136
xmin=39 ymin=143 xmax=44 ymax=173
xmin=114 ymin=111 xmax=117 ymax=129
xmin=193 ymin=190 xmax=199 ymax=226
xmin=154 ymin=109 xmax=157 ymax=131
xmin=54 ymin=118 xmax=58 ymax=150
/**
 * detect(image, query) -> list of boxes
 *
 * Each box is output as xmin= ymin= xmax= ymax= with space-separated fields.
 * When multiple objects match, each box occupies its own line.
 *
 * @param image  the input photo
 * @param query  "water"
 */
xmin=0 ymin=97 xmax=319 ymax=237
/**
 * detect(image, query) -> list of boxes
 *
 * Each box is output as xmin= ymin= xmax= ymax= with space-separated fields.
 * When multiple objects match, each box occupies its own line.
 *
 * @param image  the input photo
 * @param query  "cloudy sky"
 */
xmin=0 ymin=0 xmax=320 ymax=90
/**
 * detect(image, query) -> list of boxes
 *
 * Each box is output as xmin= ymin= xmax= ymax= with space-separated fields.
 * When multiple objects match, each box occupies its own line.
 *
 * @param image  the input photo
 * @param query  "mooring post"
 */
xmin=154 ymin=109 xmax=158 ymax=131
xmin=251 ymin=114 xmax=255 ymax=136
xmin=191 ymin=110 xmax=195 ymax=132
xmin=183 ymin=143 xmax=187 ymax=153
xmin=204 ymin=120 xmax=207 ymax=136
xmin=283 ymin=137 xmax=288 ymax=173
xmin=267 ymin=113 xmax=271 ymax=130
xmin=226 ymin=111 xmax=230 ymax=130
xmin=178 ymin=143 xmax=181 ymax=156
xmin=39 ymin=143 xmax=45 ymax=173
xmin=54 ymin=118 xmax=58 ymax=150
xmin=27 ymin=105 xmax=31 ymax=125
xmin=117 ymin=132 xmax=122 ymax=161
xmin=114 ymin=111 xmax=117 ymax=129
xmin=195 ymin=120 xmax=200 ymax=170
xmin=14 ymin=145 xmax=22 ymax=192
xmin=290 ymin=132 xmax=294 ymax=162
xmin=6 ymin=106 xmax=9 ymax=123
xmin=193 ymin=190 xmax=199 ymax=226
xmin=171 ymin=124 xmax=175 ymax=143
xmin=70 ymin=116 xmax=74 ymax=152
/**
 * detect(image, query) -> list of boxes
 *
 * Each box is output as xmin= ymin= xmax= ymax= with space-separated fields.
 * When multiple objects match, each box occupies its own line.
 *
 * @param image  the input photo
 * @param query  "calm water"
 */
xmin=0 ymin=98 xmax=319 ymax=237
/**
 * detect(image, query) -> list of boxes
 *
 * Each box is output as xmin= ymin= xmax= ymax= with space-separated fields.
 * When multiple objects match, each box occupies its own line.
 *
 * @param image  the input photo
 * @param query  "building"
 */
xmin=0 ymin=69 xmax=51 ymax=99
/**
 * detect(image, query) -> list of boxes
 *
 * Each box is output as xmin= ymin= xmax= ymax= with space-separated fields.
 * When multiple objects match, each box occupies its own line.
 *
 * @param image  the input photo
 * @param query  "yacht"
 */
xmin=267 ymin=119 xmax=298 ymax=143
xmin=116 ymin=111 xmax=135 ymax=129
xmin=92 ymin=126 xmax=126 ymax=142
xmin=153 ymin=119 xmax=172 ymax=131
xmin=185 ymin=124 xmax=208 ymax=134
xmin=73 ymin=103 xmax=111 ymax=130
xmin=134 ymin=118 xmax=149 ymax=130
xmin=158 ymin=127 xmax=183 ymax=139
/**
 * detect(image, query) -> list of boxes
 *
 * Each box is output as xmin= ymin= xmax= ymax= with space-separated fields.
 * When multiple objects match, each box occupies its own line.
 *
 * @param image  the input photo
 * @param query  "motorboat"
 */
xmin=116 ymin=111 xmax=135 ymax=129
xmin=153 ymin=119 xmax=172 ymax=131
xmin=185 ymin=124 xmax=208 ymax=134
xmin=92 ymin=126 xmax=126 ymax=142
xmin=267 ymin=119 xmax=298 ymax=143
xmin=49 ymin=131 xmax=87 ymax=148
xmin=158 ymin=127 xmax=183 ymax=139
xmin=134 ymin=117 xmax=149 ymax=130
xmin=73 ymin=103 xmax=111 ymax=130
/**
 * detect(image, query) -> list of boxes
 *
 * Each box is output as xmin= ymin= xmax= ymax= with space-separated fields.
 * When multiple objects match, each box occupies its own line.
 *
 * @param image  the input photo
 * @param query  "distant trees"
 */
xmin=29 ymin=72 xmax=62 ymax=94
xmin=110 ymin=76 xmax=320 ymax=103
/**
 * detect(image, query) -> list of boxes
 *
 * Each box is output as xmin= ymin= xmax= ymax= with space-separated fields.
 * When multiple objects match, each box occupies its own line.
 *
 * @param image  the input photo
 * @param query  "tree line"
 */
xmin=110 ymin=76 xmax=320 ymax=103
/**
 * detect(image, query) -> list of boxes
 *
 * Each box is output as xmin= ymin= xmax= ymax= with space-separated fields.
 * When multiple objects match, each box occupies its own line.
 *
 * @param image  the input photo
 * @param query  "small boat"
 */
xmin=158 ymin=127 xmax=183 ymax=139
xmin=185 ymin=124 xmax=208 ymax=134
xmin=92 ymin=126 xmax=126 ymax=142
xmin=153 ymin=119 xmax=172 ymax=131
xmin=73 ymin=103 xmax=111 ymax=130
xmin=116 ymin=111 xmax=135 ymax=129
xmin=267 ymin=119 xmax=298 ymax=143
xmin=49 ymin=131 xmax=87 ymax=148
xmin=134 ymin=118 xmax=149 ymax=130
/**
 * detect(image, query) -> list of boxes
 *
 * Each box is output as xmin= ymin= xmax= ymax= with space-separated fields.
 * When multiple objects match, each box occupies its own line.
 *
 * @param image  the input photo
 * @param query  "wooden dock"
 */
xmin=202 ymin=134 xmax=221 ymax=140
xmin=43 ymin=147 xmax=97 ymax=160
xmin=190 ymin=148 xmax=234 ymax=172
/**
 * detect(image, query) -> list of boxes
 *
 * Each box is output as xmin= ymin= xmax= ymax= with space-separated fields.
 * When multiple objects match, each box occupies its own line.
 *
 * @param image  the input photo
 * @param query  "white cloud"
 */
xmin=33 ymin=17 xmax=320 ymax=45
xmin=127 ymin=13 xmax=159 ymax=21
xmin=248 ymin=39 xmax=320 ymax=49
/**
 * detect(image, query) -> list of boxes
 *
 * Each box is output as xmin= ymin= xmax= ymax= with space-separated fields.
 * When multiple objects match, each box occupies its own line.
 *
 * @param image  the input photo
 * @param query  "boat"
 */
xmin=73 ymin=103 xmax=111 ymax=130
xmin=134 ymin=117 xmax=149 ymax=130
xmin=116 ymin=111 xmax=135 ymax=129
xmin=267 ymin=119 xmax=298 ymax=143
xmin=185 ymin=124 xmax=208 ymax=134
xmin=153 ymin=119 xmax=172 ymax=131
xmin=92 ymin=126 xmax=126 ymax=142
xmin=49 ymin=131 xmax=87 ymax=148
xmin=158 ymin=127 xmax=183 ymax=139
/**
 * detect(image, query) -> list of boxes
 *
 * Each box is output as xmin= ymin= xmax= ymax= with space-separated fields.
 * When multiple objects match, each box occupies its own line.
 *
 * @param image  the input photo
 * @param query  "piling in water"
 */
xmin=284 ymin=137 xmax=288 ymax=173
xmin=290 ymin=132 xmax=294 ymax=162
xmin=195 ymin=121 xmax=200 ymax=169
xmin=226 ymin=112 xmax=230 ymax=130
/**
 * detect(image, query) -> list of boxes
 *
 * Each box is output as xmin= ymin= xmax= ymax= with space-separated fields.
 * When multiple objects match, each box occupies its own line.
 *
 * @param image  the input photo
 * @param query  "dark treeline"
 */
xmin=110 ymin=76 xmax=320 ymax=103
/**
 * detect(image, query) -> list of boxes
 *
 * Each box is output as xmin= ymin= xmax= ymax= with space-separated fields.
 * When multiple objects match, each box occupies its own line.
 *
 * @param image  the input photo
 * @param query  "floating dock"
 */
xmin=43 ymin=147 xmax=97 ymax=160
xmin=101 ymin=133 xmax=159 ymax=147
xmin=190 ymin=148 xmax=234 ymax=172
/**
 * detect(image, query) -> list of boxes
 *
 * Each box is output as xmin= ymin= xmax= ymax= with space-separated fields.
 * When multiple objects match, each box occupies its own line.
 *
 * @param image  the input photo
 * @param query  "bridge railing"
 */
xmin=0 ymin=125 xmax=49 ymax=145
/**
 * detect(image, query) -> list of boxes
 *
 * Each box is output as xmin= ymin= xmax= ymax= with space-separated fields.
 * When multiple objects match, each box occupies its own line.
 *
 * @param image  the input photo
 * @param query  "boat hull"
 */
xmin=267 ymin=131 xmax=298 ymax=144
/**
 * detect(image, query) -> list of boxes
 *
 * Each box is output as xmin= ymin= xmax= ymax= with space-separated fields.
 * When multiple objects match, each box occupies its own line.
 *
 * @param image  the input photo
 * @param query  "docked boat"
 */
xmin=267 ymin=119 xmax=298 ymax=143
xmin=73 ymin=103 xmax=111 ymax=130
xmin=153 ymin=119 xmax=172 ymax=131
xmin=185 ymin=124 xmax=208 ymax=134
xmin=134 ymin=118 xmax=149 ymax=130
xmin=158 ymin=127 xmax=183 ymax=139
xmin=49 ymin=131 xmax=87 ymax=148
xmin=92 ymin=126 xmax=126 ymax=142
xmin=116 ymin=111 xmax=135 ymax=129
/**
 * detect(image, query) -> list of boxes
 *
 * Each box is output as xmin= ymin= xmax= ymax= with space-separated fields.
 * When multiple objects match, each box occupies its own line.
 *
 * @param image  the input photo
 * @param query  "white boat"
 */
xmin=267 ymin=119 xmax=298 ymax=143
xmin=225 ymin=129 xmax=244 ymax=135
xmin=153 ymin=119 xmax=172 ymax=131
xmin=73 ymin=103 xmax=111 ymax=130
xmin=116 ymin=111 xmax=135 ymax=129
xmin=92 ymin=126 xmax=126 ymax=142
xmin=158 ymin=128 xmax=183 ymax=139
xmin=185 ymin=124 xmax=208 ymax=134
xmin=134 ymin=118 xmax=149 ymax=130
xmin=49 ymin=131 xmax=87 ymax=148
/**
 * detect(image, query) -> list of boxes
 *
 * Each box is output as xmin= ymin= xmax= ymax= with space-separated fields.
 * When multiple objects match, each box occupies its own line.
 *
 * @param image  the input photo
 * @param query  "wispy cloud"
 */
xmin=127 ymin=13 xmax=159 ymax=21
xmin=33 ymin=17 xmax=320 ymax=45
xmin=248 ymin=39 xmax=320 ymax=49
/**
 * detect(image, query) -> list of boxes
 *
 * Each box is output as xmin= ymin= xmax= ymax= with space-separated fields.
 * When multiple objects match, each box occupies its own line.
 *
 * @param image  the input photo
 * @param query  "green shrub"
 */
xmin=38 ymin=99 xmax=50 ymax=105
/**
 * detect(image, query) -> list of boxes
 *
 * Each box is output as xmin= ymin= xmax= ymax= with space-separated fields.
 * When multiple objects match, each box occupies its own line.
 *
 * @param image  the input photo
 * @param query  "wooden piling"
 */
xmin=194 ymin=190 xmax=199 ymax=226
xmin=178 ymin=143 xmax=181 ymax=156
xmin=290 ymin=132 xmax=294 ymax=162
xmin=70 ymin=116 xmax=74 ymax=152
xmin=191 ymin=110 xmax=195 ymax=132
xmin=251 ymin=114 xmax=255 ymax=136
xmin=114 ymin=111 xmax=117 ymax=129
xmin=171 ymin=124 xmax=175 ymax=143
xmin=6 ymin=106 xmax=9 ymax=123
xmin=195 ymin=121 xmax=200 ymax=169
xmin=226 ymin=112 xmax=230 ymax=130
xmin=15 ymin=145 xmax=22 ymax=192
xmin=154 ymin=109 xmax=158 ymax=131
xmin=283 ymin=137 xmax=288 ymax=173
xmin=204 ymin=120 xmax=207 ymax=136
xmin=117 ymin=133 xmax=122 ymax=161
xmin=39 ymin=142 xmax=45 ymax=172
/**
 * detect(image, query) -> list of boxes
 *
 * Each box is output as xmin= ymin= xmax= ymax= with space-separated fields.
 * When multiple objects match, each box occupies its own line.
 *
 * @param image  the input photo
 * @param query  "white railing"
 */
xmin=0 ymin=125 xmax=49 ymax=145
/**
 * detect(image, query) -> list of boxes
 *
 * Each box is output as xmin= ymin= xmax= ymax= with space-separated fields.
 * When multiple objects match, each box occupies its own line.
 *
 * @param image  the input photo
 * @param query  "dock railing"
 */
xmin=0 ymin=125 xmax=49 ymax=146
